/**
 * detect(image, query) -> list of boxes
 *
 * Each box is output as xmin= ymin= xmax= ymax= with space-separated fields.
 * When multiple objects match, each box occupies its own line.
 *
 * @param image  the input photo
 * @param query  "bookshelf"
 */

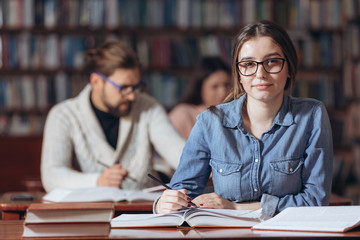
xmin=0 ymin=0 xmax=360 ymax=194
xmin=342 ymin=14 xmax=360 ymax=202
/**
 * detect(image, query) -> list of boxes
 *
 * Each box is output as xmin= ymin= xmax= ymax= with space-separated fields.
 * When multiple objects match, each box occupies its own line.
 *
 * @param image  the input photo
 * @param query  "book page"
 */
xmin=43 ymin=187 xmax=127 ymax=202
xmin=43 ymin=187 xmax=161 ymax=202
xmin=184 ymin=208 xmax=263 ymax=227
xmin=111 ymin=212 xmax=185 ymax=228
xmin=42 ymin=188 xmax=74 ymax=202
xmin=252 ymin=206 xmax=360 ymax=232
xmin=122 ymin=190 xmax=162 ymax=201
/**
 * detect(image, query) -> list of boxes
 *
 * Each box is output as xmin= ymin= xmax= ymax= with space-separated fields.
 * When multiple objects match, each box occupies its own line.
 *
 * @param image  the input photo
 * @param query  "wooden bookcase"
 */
xmin=0 ymin=0 xmax=359 ymax=196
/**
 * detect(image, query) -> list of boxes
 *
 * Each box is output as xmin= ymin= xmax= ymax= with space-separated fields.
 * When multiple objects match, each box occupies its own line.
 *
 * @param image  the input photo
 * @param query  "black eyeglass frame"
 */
xmin=236 ymin=58 xmax=287 ymax=76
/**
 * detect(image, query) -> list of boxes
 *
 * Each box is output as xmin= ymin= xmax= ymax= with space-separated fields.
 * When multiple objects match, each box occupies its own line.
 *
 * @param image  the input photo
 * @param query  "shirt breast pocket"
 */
xmin=269 ymin=157 xmax=304 ymax=196
xmin=210 ymin=159 xmax=242 ymax=201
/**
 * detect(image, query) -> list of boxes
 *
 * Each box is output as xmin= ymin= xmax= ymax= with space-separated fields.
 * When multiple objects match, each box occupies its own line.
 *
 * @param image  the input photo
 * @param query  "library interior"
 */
xmin=1 ymin=0 xmax=360 ymax=238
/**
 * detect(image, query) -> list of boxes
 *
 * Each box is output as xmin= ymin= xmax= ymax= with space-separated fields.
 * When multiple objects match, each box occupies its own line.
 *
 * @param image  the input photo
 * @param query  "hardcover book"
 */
xmin=23 ymin=202 xmax=114 ymax=238
xmin=23 ymin=223 xmax=111 ymax=238
xmin=25 ymin=202 xmax=114 ymax=223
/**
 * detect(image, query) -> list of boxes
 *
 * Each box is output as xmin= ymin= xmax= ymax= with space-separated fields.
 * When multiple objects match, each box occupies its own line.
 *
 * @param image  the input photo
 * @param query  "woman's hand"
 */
xmin=192 ymin=192 xmax=236 ymax=209
xmin=193 ymin=192 xmax=261 ymax=210
xmin=155 ymin=189 xmax=192 ymax=214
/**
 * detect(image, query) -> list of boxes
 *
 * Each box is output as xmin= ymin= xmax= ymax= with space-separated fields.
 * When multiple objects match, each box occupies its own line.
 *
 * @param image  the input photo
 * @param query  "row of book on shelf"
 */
xmin=294 ymin=32 xmax=343 ymax=69
xmin=22 ymin=187 xmax=360 ymax=237
xmin=0 ymin=98 xmax=353 ymax=139
xmin=0 ymin=73 xmax=88 ymax=110
xmin=347 ymin=102 xmax=360 ymax=140
xmin=1 ymin=68 xmax=353 ymax=115
xmin=344 ymin=22 xmax=360 ymax=60
xmin=0 ymin=31 xmax=348 ymax=71
xmin=354 ymin=142 xmax=360 ymax=182
xmin=0 ymin=33 xmax=232 ymax=70
xmin=0 ymin=71 xmax=187 ymax=135
xmin=0 ymin=72 xmax=187 ymax=111
xmin=2 ymin=0 xmax=358 ymax=30
xmin=343 ymin=60 xmax=360 ymax=100
xmin=0 ymin=114 xmax=44 ymax=136
xmin=324 ymin=101 xmax=360 ymax=150
xmin=291 ymin=74 xmax=345 ymax=108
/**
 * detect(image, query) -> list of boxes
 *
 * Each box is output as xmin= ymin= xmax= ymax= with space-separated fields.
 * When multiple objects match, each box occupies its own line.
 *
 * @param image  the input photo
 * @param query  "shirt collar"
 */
xmin=274 ymin=94 xmax=294 ymax=127
xmin=221 ymin=94 xmax=294 ymax=129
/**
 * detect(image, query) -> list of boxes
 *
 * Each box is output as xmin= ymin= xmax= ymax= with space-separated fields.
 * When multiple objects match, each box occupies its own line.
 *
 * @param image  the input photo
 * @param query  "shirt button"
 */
xmin=219 ymin=169 xmax=223 ymax=173
xmin=255 ymin=159 xmax=259 ymax=163
xmin=254 ymin=188 xmax=258 ymax=192
xmin=240 ymin=127 xmax=244 ymax=131
xmin=264 ymin=133 xmax=269 ymax=136
xmin=289 ymin=168 xmax=293 ymax=172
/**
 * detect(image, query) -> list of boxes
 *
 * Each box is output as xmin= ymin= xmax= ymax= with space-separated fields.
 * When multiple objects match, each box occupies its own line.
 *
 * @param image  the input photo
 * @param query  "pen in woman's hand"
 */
xmin=147 ymin=173 xmax=198 ymax=208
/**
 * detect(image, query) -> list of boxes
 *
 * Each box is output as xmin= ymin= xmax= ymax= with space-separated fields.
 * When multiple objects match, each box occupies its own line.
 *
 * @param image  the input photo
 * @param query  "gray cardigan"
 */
xmin=41 ymin=84 xmax=185 ymax=192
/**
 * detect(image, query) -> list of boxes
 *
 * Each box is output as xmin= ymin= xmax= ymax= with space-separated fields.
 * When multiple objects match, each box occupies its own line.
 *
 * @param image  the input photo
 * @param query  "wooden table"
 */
xmin=2 ymin=220 xmax=360 ymax=239
xmin=0 ymin=191 xmax=352 ymax=220
xmin=0 ymin=192 xmax=152 ymax=220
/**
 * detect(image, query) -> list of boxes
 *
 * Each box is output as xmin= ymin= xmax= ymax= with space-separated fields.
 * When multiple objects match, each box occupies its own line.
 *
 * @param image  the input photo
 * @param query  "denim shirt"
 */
xmin=169 ymin=94 xmax=333 ymax=217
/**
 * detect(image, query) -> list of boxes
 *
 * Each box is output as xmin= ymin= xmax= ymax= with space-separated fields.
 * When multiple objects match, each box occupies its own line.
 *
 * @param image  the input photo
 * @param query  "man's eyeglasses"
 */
xmin=93 ymin=72 xmax=145 ymax=96
xmin=236 ymin=58 xmax=286 ymax=76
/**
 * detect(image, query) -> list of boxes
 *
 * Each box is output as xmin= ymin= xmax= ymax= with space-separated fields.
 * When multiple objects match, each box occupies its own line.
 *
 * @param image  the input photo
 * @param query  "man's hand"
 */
xmin=97 ymin=164 xmax=128 ymax=188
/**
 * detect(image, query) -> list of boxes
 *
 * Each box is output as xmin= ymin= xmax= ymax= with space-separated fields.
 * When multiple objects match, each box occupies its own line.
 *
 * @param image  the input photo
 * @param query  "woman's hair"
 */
xmin=224 ymin=20 xmax=298 ymax=102
xmin=182 ymin=56 xmax=231 ymax=105
xmin=85 ymin=42 xmax=141 ymax=76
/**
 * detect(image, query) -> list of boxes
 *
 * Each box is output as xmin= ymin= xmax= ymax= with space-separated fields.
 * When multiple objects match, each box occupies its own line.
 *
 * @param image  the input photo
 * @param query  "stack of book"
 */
xmin=22 ymin=202 xmax=114 ymax=238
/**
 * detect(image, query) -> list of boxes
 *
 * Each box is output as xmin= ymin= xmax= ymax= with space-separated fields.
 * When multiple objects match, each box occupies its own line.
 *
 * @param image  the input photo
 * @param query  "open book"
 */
xmin=43 ymin=187 xmax=162 ymax=202
xmin=111 ymin=208 xmax=268 ymax=228
xmin=252 ymin=206 xmax=360 ymax=233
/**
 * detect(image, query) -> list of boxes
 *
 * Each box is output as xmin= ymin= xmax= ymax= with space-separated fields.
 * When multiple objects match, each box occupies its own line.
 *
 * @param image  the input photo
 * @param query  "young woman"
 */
xmin=169 ymin=57 xmax=231 ymax=139
xmin=155 ymin=20 xmax=333 ymax=217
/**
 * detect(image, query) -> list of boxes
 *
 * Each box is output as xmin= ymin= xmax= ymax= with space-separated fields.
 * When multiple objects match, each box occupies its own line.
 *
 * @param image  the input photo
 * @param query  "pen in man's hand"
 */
xmin=147 ymin=173 xmax=198 ymax=208
xmin=97 ymin=160 xmax=137 ymax=182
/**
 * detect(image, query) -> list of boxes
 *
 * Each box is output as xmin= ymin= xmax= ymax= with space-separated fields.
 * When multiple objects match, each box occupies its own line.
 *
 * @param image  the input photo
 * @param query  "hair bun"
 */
xmin=85 ymin=49 xmax=98 ymax=60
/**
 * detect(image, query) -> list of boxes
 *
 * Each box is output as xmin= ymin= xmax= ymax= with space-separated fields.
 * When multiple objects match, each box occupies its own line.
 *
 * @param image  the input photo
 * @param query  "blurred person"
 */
xmin=169 ymin=57 xmax=231 ymax=139
xmin=41 ymin=42 xmax=185 ymax=192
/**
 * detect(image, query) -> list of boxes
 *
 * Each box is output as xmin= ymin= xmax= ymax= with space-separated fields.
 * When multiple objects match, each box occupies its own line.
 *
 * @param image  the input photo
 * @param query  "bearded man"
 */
xmin=41 ymin=42 xmax=185 ymax=192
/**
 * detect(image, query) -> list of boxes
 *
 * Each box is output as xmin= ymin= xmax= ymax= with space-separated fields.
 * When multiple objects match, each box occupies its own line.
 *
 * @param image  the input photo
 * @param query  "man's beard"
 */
xmin=105 ymin=101 xmax=132 ymax=117
xmin=100 ymin=88 xmax=134 ymax=117
xmin=107 ymin=102 xmax=132 ymax=117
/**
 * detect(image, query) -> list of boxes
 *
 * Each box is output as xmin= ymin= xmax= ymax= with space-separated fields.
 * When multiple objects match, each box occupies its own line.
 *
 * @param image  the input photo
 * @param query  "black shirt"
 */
xmin=90 ymin=96 xmax=119 ymax=149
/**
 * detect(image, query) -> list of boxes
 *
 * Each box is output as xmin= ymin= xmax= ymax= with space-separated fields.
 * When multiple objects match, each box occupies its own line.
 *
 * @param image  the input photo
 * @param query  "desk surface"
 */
xmin=2 ymin=220 xmax=360 ymax=239
xmin=0 ymin=191 xmax=353 ymax=220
